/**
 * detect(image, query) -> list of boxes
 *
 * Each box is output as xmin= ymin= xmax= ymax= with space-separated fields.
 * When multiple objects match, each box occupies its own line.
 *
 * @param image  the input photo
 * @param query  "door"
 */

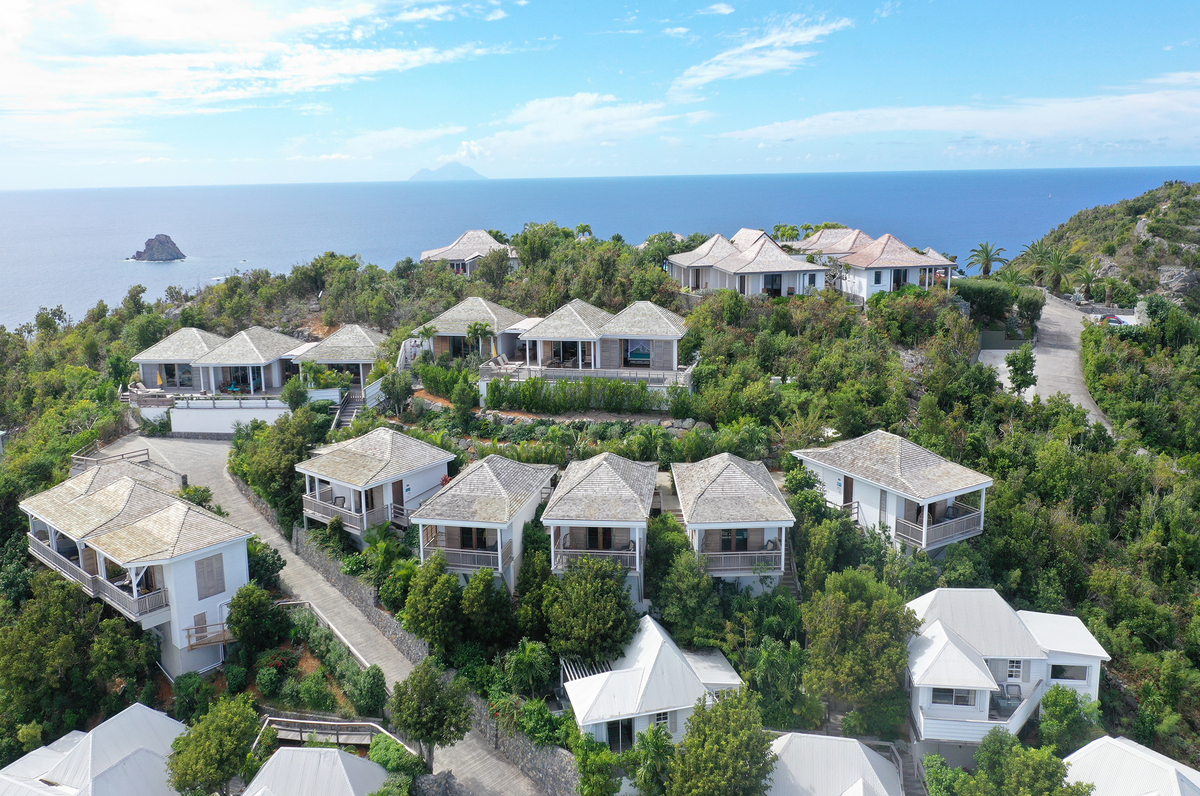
xmin=692 ymin=269 xmax=700 ymax=289
xmin=842 ymin=476 xmax=854 ymax=506
xmin=193 ymin=611 xmax=208 ymax=642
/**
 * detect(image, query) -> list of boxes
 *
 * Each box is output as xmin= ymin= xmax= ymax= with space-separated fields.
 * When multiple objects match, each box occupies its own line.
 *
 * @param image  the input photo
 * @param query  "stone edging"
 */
xmin=229 ymin=473 xmax=283 ymax=534
xmin=169 ymin=430 xmax=236 ymax=440
xmin=1042 ymin=289 xmax=1135 ymax=315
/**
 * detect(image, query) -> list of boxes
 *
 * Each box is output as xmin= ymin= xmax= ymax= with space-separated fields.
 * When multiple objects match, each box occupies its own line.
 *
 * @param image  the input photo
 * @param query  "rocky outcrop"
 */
xmin=131 ymin=234 xmax=185 ymax=261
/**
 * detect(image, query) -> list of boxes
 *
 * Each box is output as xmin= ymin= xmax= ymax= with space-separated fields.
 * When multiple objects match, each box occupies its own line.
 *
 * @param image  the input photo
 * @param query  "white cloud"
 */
xmin=485 ymin=8 xmax=507 ymax=21
xmin=698 ymin=3 xmax=734 ymax=15
xmin=670 ymin=15 xmax=852 ymax=100
xmin=874 ymin=1 xmax=899 ymax=19
xmin=346 ymin=124 xmax=467 ymax=155
xmin=287 ymin=152 xmax=354 ymax=160
xmin=443 ymin=93 xmax=706 ymax=160
xmin=722 ymin=84 xmax=1200 ymax=151
xmin=664 ymin=27 xmax=690 ymax=37
xmin=394 ymin=5 xmax=456 ymax=23
xmin=1144 ymin=72 xmax=1200 ymax=86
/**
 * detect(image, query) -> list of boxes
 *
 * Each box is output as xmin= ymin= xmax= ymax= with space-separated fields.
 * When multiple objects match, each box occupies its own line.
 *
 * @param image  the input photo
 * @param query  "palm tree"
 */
xmin=772 ymin=224 xmax=800 ymax=242
xmin=968 ymin=241 xmax=1008 ymax=278
xmin=417 ymin=325 xmax=437 ymax=354
xmin=575 ymin=223 xmax=592 ymax=239
xmin=1040 ymin=247 xmax=1078 ymax=295
xmin=465 ymin=321 xmax=494 ymax=358
xmin=992 ymin=266 xmax=1032 ymax=287
xmin=633 ymin=722 xmax=673 ymax=796
xmin=1018 ymin=240 xmax=1051 ymax=284
xmin=1076 ymin=261 xmax=1103 ymax=302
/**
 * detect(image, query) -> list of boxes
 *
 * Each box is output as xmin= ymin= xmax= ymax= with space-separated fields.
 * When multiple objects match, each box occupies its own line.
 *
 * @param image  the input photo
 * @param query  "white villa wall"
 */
xmin=171 ymin=402 xmax=289 ymax=435
xmin=139 ymin=405 xmax=170 ymax=422
xmin=158 ymin=624 xmax=223 ymax=676
xmin=1044 ymin=651 xmax=1102 ymax=701
xmin=400 ymin=463 xmax=449 ymax=511
xmin=506 ymin=489 xmax=545 ymax=591
xmin=585 ymin=705 xmax=694 ymax=748
xmin=160 ymin=540 xmax=249 ymax=657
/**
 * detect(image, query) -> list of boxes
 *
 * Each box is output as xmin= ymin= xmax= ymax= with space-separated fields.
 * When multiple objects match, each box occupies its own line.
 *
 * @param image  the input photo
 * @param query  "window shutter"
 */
xmin=668 ymin=711 xmax=677 ymax=734
xmin=195 ymin=553 xmax=226 ymax=601
xmin=1021 ymin=660 xmax=1030 ymax=683
xmin=193 ymin=612 xmax=207 ymax=640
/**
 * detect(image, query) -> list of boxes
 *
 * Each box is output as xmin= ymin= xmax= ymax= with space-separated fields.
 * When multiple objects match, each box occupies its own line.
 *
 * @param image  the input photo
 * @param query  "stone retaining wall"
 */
xmin=229 ymin=473 xmax=283 ymax=534
xmin=169 ymin=430 xmax=237 ymax=440
xmin=1043 ymin=290 xmax=1136 ymax=315
xmin=289 ymin=524 xmax=579 ymax=796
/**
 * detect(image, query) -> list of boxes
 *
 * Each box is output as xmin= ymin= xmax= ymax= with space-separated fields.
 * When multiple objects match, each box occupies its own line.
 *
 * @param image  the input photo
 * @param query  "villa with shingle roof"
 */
xmin=413 ymin=296 xmax=529 ymax=361
xmin=907 ymin=588 xmax=1109 ymax=764
xmin=420 ymin=229 xmax=519 ymax=276
xmin=562 ymin=615 xmax=741 ymax=752
xmin=543 ymin=452 xmax=658 ymax=603
xmin=795 ymin=227 xmax=877 ymax=258
xmin=292 ymin=324 xmax=386 ymax=386
xmin=0 ymin=703 xmax=186 ymax=796
xmin=668 ymin=229 xmax=828 ymax=297
xmin=836 ymin=233 xmax=956 ymax=302
xmin=518 ymin=298 xmax=615 ymax=369
xmin=191 ymin=325 xmax=302 ymax=394
xmin=671 ymin=453 xmax=793 ymax=590
xmin=296 ymin=427 xmax=455 ymax=539
xmin=20 ymin=462 xmax=252 ymax=676
xmin=411 ymin=455 xmax=557 ymax=592
xmin=794 ymin=430 xmax=993 ymax=551
xmin=132 ymin=327 xmax=228 ymax=389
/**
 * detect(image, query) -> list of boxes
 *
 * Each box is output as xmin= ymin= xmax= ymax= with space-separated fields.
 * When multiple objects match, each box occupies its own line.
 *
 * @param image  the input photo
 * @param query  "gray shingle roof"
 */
xmin=294 ymin=324 xmax=386 ymax=364
xmin=421 ymin=230 xmax=516 ymax=263
xmin=519 ymin=299 xmax=615 ymax=341
xmin=666 ymin=234 xmax=740 ymax=268
xmin=412 ymin=297 xmax=528 ymax=337
xmin=922 ymin=247 xmax=955 ymax=266
xmin=410 ymin=455 xmax=556 ymax=525
xmin=542 ymin=452 xmax=657 ymax=523
xmin=600 ymin=301 xmax=687 ymax=338
xmin=132 ymin=327 xmax=229 ymax=363
xmin=713 ymin=236 xmax=828 ymax=274
xmin=793 ymin=430 xmax=992 ymax=500
xmin=192 ymin=326 xmax=300 ymax=366
xmin=245 ymin=748 xmax=389 ymax=796
xmin=796 ymin=228 xmax=876 ymax=255
xmin=295 ymin=427 xmax=455 ymax=487
xmin=730 ymin=228 xmax=769 ymax=249
xmin=839 ymin=233 xmax=931 ymax=269
xmin=88 ymin=500 xmax=252 ymax=564
xmin=671 ymin=453 xmax=794 ymax=525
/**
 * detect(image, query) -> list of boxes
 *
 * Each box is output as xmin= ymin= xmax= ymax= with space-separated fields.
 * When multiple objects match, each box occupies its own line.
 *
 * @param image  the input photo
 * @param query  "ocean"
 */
xmin=2 ymin=166 xmax=1199 ymax=328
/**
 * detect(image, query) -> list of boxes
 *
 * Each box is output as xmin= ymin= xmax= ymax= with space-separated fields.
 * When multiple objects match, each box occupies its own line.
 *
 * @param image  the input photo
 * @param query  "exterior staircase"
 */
xmin=336 ymin=388 xmax=364 ymax=429
xmin=783 ymin=533 xmax=801 ymax=600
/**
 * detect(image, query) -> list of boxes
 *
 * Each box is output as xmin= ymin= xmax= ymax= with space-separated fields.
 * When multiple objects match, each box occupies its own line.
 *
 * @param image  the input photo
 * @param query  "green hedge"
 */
xmin=953 ymin=278 xmax=1014 ymax=324
xmin=485 ymin=376 xmax=664 ymax=414
xmin=415 ymin=363 xmax=472 ymax=400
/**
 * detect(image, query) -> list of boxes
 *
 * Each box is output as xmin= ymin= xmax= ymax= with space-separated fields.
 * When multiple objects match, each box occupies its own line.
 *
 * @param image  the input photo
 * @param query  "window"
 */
xmin=551 ymin=340 xmax=580 ymax=365
xmin=874 ymin=270 xmax=882 ymax=285
xmin=1051 ymin=665 xmax=1089 ymax=681
xmin=807 ymin=273 xmax=817 ymax=287
xmin=195 ymin=553 xmax=226 ymax=601
xmin=654 ymin=712 xmax=669 ymax=726
xmin=587 ymin=527 xmax=613 ymax=550
xmin=763 ymin=274 xmax=782 ymax=297
xmin=1008 ymin=660 xmax=1023 ymax=680
xmin=720 ymin=529 xmax=748 ymax=552
xmin=932 ymin=688 xmax=976 ymax=706
xmin=460 ymin=528 xmax=486 ymax=550
xmin=623 ymin=340 xmax=652 ymax=368
xmin=607 ymin=719 xmax=634 ymax=753
xmin=450 ymin=336 xmax=466 ymax=358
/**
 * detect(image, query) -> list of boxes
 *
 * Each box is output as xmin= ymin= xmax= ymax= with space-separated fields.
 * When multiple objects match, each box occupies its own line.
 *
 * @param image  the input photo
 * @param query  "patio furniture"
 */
xmin=333 ymin=496 xmax=346 ymax=508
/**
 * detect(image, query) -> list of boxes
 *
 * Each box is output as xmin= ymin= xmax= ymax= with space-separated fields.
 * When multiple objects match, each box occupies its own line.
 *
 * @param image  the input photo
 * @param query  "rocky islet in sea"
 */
xmin=131 ymin=234 xmax=185 ymax=261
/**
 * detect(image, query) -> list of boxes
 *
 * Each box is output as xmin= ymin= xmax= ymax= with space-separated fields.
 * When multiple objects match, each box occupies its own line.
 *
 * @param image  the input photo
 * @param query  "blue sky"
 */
xmin=2 ymin=0 xmax=1199 ymax=188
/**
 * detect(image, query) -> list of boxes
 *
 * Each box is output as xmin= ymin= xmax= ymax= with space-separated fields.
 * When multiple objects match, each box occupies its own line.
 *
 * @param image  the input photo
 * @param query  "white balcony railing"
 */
xmin=480 ymin=360 xmax=694 ymax=390
xmin=422 ymin=536 xmax=514 ymax=572
xmin=302 ymin=494 xmax=389 ymax=532
xmin=28 ymin=534 xmax=169 ymax=621
xmin=894 ymin=502 xmax=982 ymax=549
xmin=915 ymin=680 xmax=1045 ymax=744
xmin=703 ymin=550 xmax=783 ymax=573
xmin=554 ymin=548 xmax=638 ymax=571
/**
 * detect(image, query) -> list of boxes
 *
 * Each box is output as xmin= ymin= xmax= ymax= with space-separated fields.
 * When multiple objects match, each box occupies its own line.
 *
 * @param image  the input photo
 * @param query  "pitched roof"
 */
xmin=907 ymin=619 xmax=998 ymax=690
xmin=793 ymin=430 xmax=992 ymax=501
xmin=409 ymin=455 xmax=557 ymax=526
xmin=769 ymin=734 xmax=902 ymax=796
xmin=907 ymin=588 xmax=1046 ymax=660
xmin=192 ymin=326 xmax=300 ymax=366
xmin=22 ymin=461 xmax=177 ymax=510
xmin=671 ymin=453 xmax=794 ymax=525
xmin=564 ymin=616 xmax=729 ymax=725
xmin=295 ymin=427 xmax=455 ymax=487
xmin=796 ymin=227 xmax=875 ymax=254
xmin=542 ymin=452 xmax=658 ymax=523
xmin=1016 ymin=610 xmax=1112 ymax=661
xmin=413 ymin=296 xmax=529 ymax=338
xmin=922 ymin=248 xmax=955 ymax=266
xmin=1066 ymin=736 xmax=1200 ymax=796
xmin=22 ymin=473 xmax=182 ymax=541
xmin=839 ymin=233 xmax=931 ymax=269
xmin=87 ymin=499 xmax=252 ymax=564
xmin=294 ymin=325 xmax=386 ymax=364
xmin=131 ymin=327 xmax=229 ymax=363
xmin=245 ymin=748 xmax=389 ymax=796
xmin=519 ymin=299 xmax=615 ymax=341
xmin=421 ymin=230 xmax=516 ymax=263
xmin=712 ymin=235 xmax=827 ymax=274
xmin=600 ymin=301 xmax=687 ymax=338
xmin=666 ymin=234 xmax=740 ymax=268
xmin=0 ymin=704 xmax=184 ymax=796
xmin=730 ymin=227 xmax=769 ymax=249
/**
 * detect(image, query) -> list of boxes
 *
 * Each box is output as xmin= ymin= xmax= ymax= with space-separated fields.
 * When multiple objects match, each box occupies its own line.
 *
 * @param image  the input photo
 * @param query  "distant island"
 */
xmin=409 ymin=162 xmax=487 ymax=182
xmin=131 ymin=234 xmax=185 ymax=261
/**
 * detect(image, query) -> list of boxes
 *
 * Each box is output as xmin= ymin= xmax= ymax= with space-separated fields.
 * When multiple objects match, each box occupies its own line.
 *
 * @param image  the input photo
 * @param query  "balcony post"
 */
xmin=979 ymin=489 xmax=987 ymax=529
xmin=922 ymin=503 xmax=929 ymax=549
xmin=131 ymin=567 xmax=140 ymax=600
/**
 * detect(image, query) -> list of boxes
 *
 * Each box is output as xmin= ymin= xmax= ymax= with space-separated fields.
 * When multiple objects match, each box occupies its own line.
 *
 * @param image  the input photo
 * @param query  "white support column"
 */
xmin=131 ymin=567 xmax=140 ymax=599
xmin=921 ymin=502 xmax=929 ymax=549
xmin=978 ymin=489 xmax=987 ymax=529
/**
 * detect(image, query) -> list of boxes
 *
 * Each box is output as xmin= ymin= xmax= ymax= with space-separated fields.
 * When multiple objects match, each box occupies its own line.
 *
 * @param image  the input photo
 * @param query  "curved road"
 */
xmin=100 ymin=434 xmax=542 ymax=796
xmin=977 ymin=297 xmax=1112 ymax=430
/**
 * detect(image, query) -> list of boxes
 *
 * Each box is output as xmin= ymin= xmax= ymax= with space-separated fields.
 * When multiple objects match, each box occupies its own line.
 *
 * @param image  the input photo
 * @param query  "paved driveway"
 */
xmin=99 ymin=434 xmax=542 ymax=796
xmin=976 ymin=298 xmax=1111 ymax=430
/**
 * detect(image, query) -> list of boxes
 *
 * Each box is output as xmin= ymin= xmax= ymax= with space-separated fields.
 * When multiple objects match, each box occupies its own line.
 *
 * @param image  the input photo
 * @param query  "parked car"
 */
xmin=1100 ymin=314 xmax=1125 ymax=325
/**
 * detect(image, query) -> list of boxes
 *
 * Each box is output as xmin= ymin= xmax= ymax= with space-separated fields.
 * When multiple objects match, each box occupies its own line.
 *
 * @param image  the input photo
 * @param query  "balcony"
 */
xmin=915 ymin=680 xmax=1045 ymax=744
xmin=28 ymin=533 xmax=170 ymax=622
xmin=893 ymin=502 xmax=983 ymax=550
xmin=185 ymin=621 xmax=233 ymax=650
xmin=554 ymin=548 xmax=638 ymax=571
xmin=303 ymin=491 xmax=390 ymax=533
xmin=703 ymin=550 xmax=783 ymax=574
xmin=422 ymin=526 xmax=514 ymax=572
xmin=480 ymin=360 xmax=694 ymax=391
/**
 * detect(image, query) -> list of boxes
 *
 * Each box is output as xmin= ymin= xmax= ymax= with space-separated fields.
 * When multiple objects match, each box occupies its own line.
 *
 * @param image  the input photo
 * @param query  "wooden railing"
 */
xmin=422 ymin=538 xmax=514 ymax=572
xmin=185 ymin=622 xmax=232 ymax=650
xmin=555 ymin=548 xmax=638 ymax=570
xmin=827 ymin=500 xmax=859 ymax=522
xmin=70 ymin=444 xmax=149 ymax=474
xmin=302 ymin=494 xmax=388 ymax=532
xmin=480 ymin=361 xmax=694 ymax=390
xmin=703 ymin=550 xmax=784 ymax=573
xmin=894 ymin=502 xmax=982 ymax=549
xmin=28 ymin=534 xmax=169 ymax=620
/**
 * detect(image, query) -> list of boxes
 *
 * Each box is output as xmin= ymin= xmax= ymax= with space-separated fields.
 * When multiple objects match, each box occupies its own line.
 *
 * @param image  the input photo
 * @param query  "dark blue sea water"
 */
xmin=2 ymin=166 xmax=1198 ymax=328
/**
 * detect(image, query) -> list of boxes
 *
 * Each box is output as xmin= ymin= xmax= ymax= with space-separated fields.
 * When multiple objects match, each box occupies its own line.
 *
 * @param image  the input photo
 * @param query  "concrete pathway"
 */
xmin=99 ymin=434 xmax=542 ymax=796
xmin=976 ymin=298 xmax=1112 ymax=430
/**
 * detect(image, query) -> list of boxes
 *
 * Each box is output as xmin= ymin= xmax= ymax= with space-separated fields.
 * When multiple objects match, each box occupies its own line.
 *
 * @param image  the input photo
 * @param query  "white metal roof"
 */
xmin=245 ymin=748 xmax=389 ymax=796
xmin=769 ymin=734 xmax=902 ymax=796
xmin=681 ymin=649 xmax=742 ymax=693
xmin=907 ymin=588 xmax=1046 ymax=661
xmin=907 ymin=619 xmax=998 ymax=690
xmin=564 ymin=616 xmax=736 ymax=726
xmin=1016 ymin=611 xmax=1111 ymax=661
xmin=1066 ymin=736 xmax=1200 ymax=796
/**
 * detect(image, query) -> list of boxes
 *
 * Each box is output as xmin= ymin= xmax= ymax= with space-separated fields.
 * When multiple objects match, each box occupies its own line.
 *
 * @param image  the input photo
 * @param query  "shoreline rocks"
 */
xmin=131 ymin=234 xmax=185 ymax=261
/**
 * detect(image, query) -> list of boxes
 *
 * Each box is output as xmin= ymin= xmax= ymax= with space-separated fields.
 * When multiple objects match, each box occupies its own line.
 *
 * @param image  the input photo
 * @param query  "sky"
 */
xmin=2 ymin=0 xmax=1199 ymax=189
